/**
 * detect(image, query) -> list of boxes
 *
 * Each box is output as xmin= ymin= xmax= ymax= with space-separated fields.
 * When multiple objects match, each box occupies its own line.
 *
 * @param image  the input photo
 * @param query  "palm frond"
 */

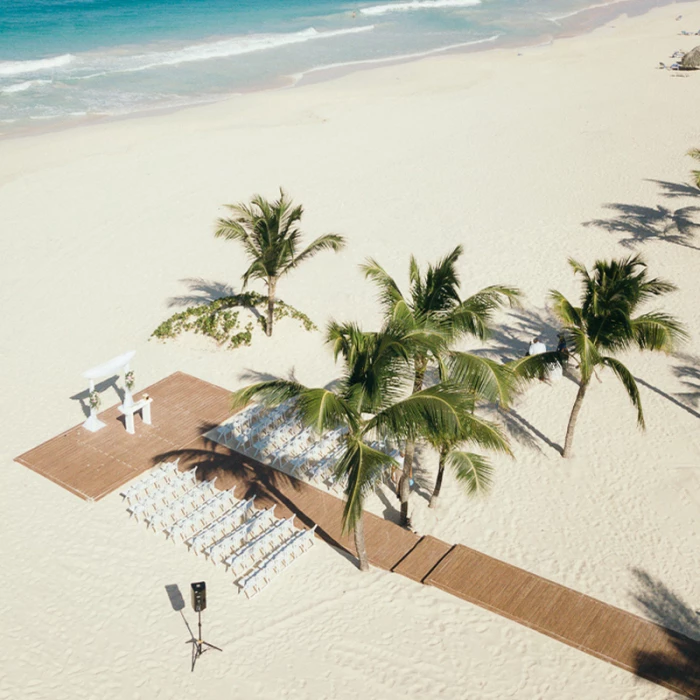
xmin=335 ymin=437 xmax=397 ymax=533
xmin=509 ymin=351 xmax=561 ymax=382
xmin=367 ymin=384 xmax=469 ymax=442
xmin=294 ymin=388 xmax=359 ymax=433
xmin=361 ymin=258 xmax=406 ymax=313
xmin=230 ymin=379 xmax=307 ymax=411
xmin=447 ymin=351 xmax=517 ymax=406
xmin=447 ymin=451 xmax=494 ymax=496
xmin=548 ymin=290 xmax=583 ymax=328
xmin=445 ymin=285 xmax=521 ymax=340
xmin=631 ymin=312 xmax=688 ymax=352
xmin=568 ymin=326 xmax=602 ymax=382
xmin=289 ymin=233 xmax=346 ymax=271
xmin=600 ymin=356 xmax=645 ymax=428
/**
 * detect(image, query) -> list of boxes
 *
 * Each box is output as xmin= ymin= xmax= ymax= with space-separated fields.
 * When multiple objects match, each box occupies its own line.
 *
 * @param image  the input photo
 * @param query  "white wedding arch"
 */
xmin=82 ymin=350 xmax=136 ymax=432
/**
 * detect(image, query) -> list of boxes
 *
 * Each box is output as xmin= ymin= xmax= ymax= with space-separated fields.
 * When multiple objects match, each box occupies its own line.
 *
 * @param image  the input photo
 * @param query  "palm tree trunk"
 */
xmin=398 ymin=355 xmax=428 ymax=527
xmin=429 ymin=449 xmax=447 ymax=508
xmin=266 ymin=277 xmax=277 ymax=337
xmin=562 ymin=379 xmax=589 ymax=458
xmin=353 ymin=516 xmax=370 ymax=572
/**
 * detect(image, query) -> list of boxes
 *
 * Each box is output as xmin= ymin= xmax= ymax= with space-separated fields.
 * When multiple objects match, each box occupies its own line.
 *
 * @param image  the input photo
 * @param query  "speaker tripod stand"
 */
xmin=186 ymin=610 xmax=222 ymax=672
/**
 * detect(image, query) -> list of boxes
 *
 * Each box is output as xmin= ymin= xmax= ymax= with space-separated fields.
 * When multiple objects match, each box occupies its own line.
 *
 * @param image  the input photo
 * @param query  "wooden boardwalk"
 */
xmin=15 ymin=372 xmax=700 ymax=697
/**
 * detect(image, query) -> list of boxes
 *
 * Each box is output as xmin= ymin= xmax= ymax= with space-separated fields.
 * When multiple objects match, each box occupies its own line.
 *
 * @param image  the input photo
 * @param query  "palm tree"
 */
xmin=215 ymin=189 xmax=346 ymax=336
xmin=428 ymin=408 xmax=511 ymax=508
xmin=361 ymin=246 xmax=520 ymax=526
xmin=689 ymin=148 xmax=700 ymax=189
xmin=231 ymin=319 xmax=503 ymax=571
xmin=426 ymin=403 xmax=510 ymax=509
xmin=514 ymin=255 xmax=687 ymax=458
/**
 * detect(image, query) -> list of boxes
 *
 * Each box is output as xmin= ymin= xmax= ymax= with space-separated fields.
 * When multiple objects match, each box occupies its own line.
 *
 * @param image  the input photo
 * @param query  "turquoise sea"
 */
xmin=0 ymin=0 xmax=674 ymax=132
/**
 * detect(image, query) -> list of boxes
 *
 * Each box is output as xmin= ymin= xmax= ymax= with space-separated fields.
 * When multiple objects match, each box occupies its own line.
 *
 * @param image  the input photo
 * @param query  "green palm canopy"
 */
xmin=215 ymin=188 xmax=346 ymax=336
xmin=512 ymin=254 xmax=687 ymax=457
xmin=361 ymin=246 xmax=520 ymax=526
xmin=231 ymin=317 xmax=506 ymax=571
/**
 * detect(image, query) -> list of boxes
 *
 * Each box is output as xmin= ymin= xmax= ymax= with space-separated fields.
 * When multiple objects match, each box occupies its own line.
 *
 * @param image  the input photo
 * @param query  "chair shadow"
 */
xmin=629 ymin=568 xmax=700 ymax=696
xmin=70 ymin=375 xmax=124 ymax=418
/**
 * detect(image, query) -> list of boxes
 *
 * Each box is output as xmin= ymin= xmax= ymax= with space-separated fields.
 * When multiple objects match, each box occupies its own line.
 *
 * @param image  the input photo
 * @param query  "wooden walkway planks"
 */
xmin=392 ymin=536 xmax=454 ymax=582
xmin=13 ymin=371 xmax=700 ymax=697
xmin=425 ymin=545 xmax=700 ymax=698
xmin=15 ymin=372 xmax=233 ymax=501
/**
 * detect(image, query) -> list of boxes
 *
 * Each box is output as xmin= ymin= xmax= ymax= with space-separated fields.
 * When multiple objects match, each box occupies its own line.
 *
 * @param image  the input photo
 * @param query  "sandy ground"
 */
xmin=1 ymin=3 xmax=699 ymax=698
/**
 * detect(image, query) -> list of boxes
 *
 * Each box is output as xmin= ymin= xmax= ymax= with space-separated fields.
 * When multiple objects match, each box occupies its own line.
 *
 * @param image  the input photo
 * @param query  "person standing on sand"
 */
xmin=527 ymin=336 xmax=547 ymax=356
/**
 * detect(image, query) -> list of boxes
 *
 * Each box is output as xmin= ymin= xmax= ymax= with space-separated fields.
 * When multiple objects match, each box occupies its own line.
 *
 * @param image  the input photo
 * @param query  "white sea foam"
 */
xmin=360 ymin=0 xmax=480 ymax=16
xmin=0 ymin=54 xmax=74 ymax=77
xmin=92 ymin=25 xmax=376 ymax=76
xmin=546 ymin=0 xmax=628 ymax=23
xmin=0 ymin=79 xmax=52 ymax=94
xmin=290 ymin=34 xmax=500 ymax=82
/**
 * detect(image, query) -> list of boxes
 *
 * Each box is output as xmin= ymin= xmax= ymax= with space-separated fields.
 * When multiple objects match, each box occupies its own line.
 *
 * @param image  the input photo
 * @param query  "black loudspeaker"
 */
xmin=191 ymin=582 xmax=207 ymax=612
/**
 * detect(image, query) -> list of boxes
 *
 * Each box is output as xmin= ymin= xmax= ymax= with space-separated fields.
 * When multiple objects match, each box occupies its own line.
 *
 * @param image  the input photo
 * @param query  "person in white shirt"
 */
xmin=527 ymin=337 xmax=547 ymax=356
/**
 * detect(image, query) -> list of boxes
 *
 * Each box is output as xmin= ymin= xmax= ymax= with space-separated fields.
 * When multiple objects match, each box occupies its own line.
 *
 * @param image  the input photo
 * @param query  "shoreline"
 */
xmin=1 ymin=0 xmax=694 ymax=143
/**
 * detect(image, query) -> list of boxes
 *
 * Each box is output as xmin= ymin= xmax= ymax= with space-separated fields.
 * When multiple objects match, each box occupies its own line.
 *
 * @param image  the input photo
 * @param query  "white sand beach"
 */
xmin=1 ymin=3 xmax=699 ymax=698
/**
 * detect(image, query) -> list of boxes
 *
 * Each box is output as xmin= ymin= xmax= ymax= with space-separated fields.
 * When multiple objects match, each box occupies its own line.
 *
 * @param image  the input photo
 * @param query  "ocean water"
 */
xmin=0 ymin=0 xmax=664 ymax=133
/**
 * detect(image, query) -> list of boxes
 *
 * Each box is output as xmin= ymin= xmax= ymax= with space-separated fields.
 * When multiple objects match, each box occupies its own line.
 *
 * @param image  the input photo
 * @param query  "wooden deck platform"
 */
xmin=14 ymin=372 xmax=700 ymax=697
xmin=15 ymin=372 xmax=232 ymax=501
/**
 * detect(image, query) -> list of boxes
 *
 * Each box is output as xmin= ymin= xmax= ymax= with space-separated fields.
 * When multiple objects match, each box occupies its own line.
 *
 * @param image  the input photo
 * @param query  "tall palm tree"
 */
xmin=689 ymin=148 xmax=700 ymax=189
xmin=426 ymin=401 xmax=510 ymax=508
xmin=514 ymin=255 xmax=687 ymax=458
xmin=231 ymin=319 xmax=504 ymax=571
xmin=362 ymin=246 xmax=520 ymax=526
xmin=215 ymin=189 xmax=346 ymax=336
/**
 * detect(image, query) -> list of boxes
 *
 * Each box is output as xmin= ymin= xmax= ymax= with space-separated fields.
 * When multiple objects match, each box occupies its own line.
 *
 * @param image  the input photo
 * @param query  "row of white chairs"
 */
xmin=147 ymin=479 xmax=218 ymax=532
xmin=165 ymin=487 xmax=238 ymax=541
xmin=125 ymin=463 xmax=317 ymax=599
xmin=204 ymin=505 xmax=276 ymax=564
xmin=224 ymin=514 xmax=296 ymax=576
xmin=186 ymin=497 xmax=256 ymax=553
xmin=120 ymin=460 xmax=180 ymax=504
xmin=216 ymin=404 xmax=266 ymax=443
xmin=127 ymin=467 xmax=198 ymax=520
xmin=238 ymin=527 xmax=317 ymax=599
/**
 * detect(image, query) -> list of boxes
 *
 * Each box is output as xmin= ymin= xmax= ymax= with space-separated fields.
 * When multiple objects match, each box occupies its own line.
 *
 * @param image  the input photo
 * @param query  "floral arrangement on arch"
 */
xmin=125 ymin=370 xmax=135 ymax=390
xmin=89 ymin=390 xmax=101 ymax=410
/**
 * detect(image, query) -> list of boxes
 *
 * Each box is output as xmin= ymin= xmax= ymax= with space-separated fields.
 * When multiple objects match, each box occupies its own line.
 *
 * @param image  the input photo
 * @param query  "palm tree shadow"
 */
xmin=167 ymin=277 xmax=264 ymax=322
xmin=151 ymin=424 xmax=354 ymax=557
xmin=501 ymin=407 xmax=563 ymax=455
xmin=629 ymin=568 xmax=700 ymax=696
xmin=583 ymin=199 xmax=700 ymax=251
xmin=471 ymin=309 xmax=575 ymax=386
xmin=672 ymin=356 xmax=700 ymax=410
xmin=635 ymin=373 xmax=700 ymax=421
xmin=648 ymin=179 xmax=700 ymax=200
xmin=168 ymin=278 xmax=239 ymax=308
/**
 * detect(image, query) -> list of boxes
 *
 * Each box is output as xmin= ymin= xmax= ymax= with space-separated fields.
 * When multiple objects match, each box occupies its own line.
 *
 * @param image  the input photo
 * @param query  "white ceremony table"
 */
xmin=118 ymin=397 xmax=153 ymax=435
